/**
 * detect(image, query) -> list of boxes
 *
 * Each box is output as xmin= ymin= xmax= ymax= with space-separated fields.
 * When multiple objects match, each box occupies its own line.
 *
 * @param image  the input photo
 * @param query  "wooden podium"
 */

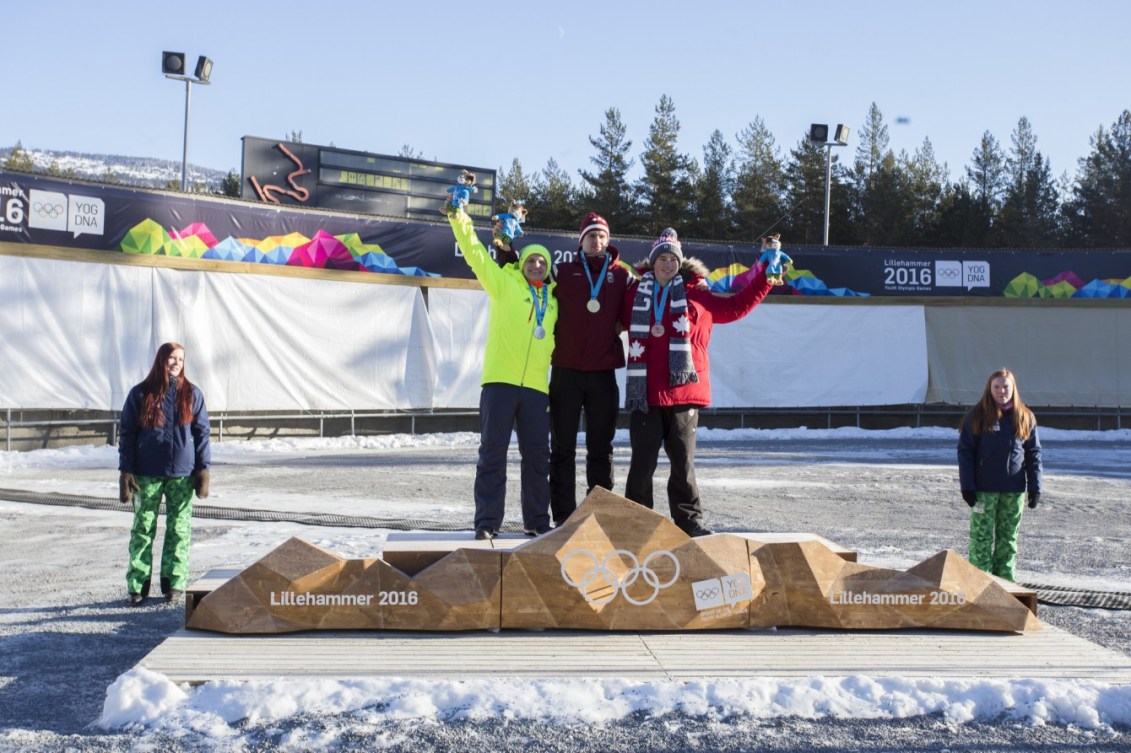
xmin=186 ymin=488 xmax=1039 ymax=634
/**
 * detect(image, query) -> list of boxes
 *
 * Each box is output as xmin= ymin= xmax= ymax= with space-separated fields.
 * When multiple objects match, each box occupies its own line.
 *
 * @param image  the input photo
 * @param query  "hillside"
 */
xmin=0 ymin=144 xmax=229 ymax=191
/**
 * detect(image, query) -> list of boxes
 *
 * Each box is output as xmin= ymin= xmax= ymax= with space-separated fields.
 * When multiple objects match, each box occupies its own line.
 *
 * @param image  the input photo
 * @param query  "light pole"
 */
xmin=162 ymin=52 xmax=213 ymax=192
xmin=809 ymin=124 xmax=850 ymax=246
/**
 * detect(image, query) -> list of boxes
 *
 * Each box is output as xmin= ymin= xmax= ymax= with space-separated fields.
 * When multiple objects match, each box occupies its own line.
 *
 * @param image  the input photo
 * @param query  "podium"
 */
xmin=186 ymin=488 xmax=1039 ymax=634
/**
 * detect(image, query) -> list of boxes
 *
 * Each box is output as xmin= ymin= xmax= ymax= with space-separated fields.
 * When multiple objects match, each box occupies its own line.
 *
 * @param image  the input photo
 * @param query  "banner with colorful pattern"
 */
xmin=3 ymin=171 xmax=1129 ymax=299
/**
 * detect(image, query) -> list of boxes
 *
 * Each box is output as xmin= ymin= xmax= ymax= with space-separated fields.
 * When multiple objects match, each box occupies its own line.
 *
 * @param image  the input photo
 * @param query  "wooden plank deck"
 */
xmin=139 ymin=625 xmax=1131 ymax=685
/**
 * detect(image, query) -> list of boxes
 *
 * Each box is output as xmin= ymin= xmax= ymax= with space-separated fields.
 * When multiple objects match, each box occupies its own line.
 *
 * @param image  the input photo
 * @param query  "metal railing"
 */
xmin=3 ymin=405 xmax=1125 ymax=452
xmin=2 ymin=408 xmax=481 ymax=451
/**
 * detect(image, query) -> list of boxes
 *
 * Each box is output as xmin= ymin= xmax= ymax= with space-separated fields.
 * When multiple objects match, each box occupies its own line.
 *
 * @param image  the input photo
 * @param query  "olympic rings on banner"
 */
xmin=33 ymin=202 xmax=64 ymax=218
xmin=560 ymin=548 xmax=681 ymax=606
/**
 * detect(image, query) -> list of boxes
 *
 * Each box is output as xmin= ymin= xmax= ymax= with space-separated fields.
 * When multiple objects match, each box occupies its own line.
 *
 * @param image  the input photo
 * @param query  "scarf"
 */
xmin=625 ymin=271 xmax=697 ymax=413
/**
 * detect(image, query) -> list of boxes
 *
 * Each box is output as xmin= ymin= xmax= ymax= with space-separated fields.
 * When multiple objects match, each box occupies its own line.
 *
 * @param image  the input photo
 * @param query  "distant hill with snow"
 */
xmin=0 ymin=144 xmax=229 ymax=191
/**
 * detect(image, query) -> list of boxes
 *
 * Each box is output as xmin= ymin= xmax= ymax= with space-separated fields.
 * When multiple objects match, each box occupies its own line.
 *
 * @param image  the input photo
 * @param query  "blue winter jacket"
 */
xmin=119 ymin=381 xmax=210 ymax=478
xmin=957 ymin=409 xmax=1041 ymax=494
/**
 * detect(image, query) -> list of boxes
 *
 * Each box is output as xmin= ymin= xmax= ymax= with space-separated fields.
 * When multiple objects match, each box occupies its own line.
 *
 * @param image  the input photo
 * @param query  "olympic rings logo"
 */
xmin=33 ymin=202 xmax=64 ymax=218
xmin=937 ymin=267 xmax=960 ymax=279
xmin=560 ymin=548 xmax=681 ymax=606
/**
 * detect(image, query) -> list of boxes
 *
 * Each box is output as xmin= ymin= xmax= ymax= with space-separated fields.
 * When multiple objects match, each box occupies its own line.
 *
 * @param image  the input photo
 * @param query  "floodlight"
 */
xmin=162 ymin=51 xmax=186 ymax=76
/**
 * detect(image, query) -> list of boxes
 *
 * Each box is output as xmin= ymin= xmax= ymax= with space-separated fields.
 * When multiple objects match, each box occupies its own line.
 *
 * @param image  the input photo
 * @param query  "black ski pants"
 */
xmin=624 ymin=404 xmax=703 ymax=531
xmin=548 ymin=367 xmax=620 ymax=523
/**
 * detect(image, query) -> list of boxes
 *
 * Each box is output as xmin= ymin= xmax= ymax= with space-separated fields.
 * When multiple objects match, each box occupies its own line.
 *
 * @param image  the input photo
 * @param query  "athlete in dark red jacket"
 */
xmin=548 ymin=213 xmax=637 ymax=525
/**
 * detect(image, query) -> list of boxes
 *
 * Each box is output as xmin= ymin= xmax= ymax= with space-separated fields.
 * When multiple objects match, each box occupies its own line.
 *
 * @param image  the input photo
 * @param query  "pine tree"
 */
xmin=1063 ymin=110 xmax=1131 ymax=246
xmin=994 ymin=117 xmax=1061 ymax=247
xmin=859 ymin=151 xmax=910 ymax=246
xmin=851 ymin=104 xmax=901 ymax=245
xmin=45 ymin=160 xmax=77 ymax=179
xmin=689 ymin=129 xmax=735 ymax=240
xmin=854 ymin=103 xmax=890 ymax=183
xmin=578 ymin=108 xmax=637 ymax=231
xmin=732 ymin=117 xmax=785 ymax=242
xmin=963 ymin=131 xmax=1007 ymax=245
xmin=901 ymin=138 xmax=947 ymax=245
xmin=526 ymin=158 xmax=578 ymax=232
xmin=935 ymin=179 xmax=988 ymax=247
xmin=4 ymin=141 xmax=35 ymax=172
xmin=636 ymin=95 xmax=695 ymax=236
xmin=221 ymin=169 xmax=241 ymax=197
xmin=496 ymin=158 xmax=533 ymax=213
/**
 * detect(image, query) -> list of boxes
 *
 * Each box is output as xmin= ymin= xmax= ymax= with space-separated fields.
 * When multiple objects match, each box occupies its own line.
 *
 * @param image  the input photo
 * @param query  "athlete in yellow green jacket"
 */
xmin=449 ymin=209 xmax=558 ymax=539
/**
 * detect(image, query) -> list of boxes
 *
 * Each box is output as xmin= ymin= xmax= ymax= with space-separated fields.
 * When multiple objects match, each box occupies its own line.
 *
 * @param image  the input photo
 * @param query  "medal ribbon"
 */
xmin=583 ymin=253 xmax=610 ymax=307
xmin=652 ymin=279 xmax=671 ymax=327
xmin=529 ymin=281 xmax=549 ymax=333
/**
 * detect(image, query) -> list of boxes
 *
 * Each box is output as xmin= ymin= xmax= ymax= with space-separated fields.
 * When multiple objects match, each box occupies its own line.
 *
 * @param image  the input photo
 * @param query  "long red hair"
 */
xmin=139 ymin=342 xmax=196 ymax=428
xmin=963 ymin=368 xmax=1036 ymax=440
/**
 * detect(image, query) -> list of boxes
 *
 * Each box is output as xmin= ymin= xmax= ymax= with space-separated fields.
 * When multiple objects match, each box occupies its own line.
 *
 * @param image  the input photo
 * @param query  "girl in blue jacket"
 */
xmin=957 ymin=368 xmax=1042 ymax=582
xmin=118 ymin=342 xmax=210 ymax=605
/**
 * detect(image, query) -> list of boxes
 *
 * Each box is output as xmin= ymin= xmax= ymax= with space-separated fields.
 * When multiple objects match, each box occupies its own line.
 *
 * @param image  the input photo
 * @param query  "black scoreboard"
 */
xmin=240 ymin=136 xmax=496 ymax=221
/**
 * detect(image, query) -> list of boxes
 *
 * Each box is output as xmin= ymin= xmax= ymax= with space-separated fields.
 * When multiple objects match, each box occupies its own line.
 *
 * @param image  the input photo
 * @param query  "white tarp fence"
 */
xmin=0 ymin=256 xmax=432 ymax=411
xmin=0 ymin=256 xmax=930 ymax=411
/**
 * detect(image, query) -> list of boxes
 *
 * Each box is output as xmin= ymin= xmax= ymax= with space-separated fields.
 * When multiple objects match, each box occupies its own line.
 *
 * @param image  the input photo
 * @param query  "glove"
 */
xmin=1028 ymin=492 xmax=1040 ymax=509
xmin=119 ymin=472 xmax=139 ymax=504
xmin=193 ymin=468 xmax=210 ymax=499
xmin=961 ymin=490 xmax=977 ymax=507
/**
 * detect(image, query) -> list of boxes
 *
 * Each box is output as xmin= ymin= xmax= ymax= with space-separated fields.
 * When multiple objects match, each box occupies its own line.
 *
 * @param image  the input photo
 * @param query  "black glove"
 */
xmin=1028 ymin=492 xmax=1040 ymax=509
xmin=119 ymin=472 xmax=139 ymax=504
xmin=961 ymin=490 xmax=977 ymax=507
xmin=193 ymin=468 xmax=210 ymax=499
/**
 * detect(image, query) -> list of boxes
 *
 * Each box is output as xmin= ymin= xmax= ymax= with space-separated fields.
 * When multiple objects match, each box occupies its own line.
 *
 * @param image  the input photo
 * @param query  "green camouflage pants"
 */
xmin=968 ymin=491 xmax=1025 ymax=582
xmin=126 ymin=475 xmax=194 ymax=594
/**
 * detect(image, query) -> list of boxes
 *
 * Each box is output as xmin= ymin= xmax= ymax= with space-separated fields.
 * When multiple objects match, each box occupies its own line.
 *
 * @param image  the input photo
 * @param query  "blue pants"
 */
xmin=474 ymin=383 xmax=551 ymax=532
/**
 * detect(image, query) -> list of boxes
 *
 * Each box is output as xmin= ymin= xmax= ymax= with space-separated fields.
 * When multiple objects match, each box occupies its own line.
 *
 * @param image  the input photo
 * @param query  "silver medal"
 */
xmin=650 ymin=323 xmax=664 ymax=337
xmin=586 ymin=299 xmax=601 ymax=313
xmin=534 ymin=325 xmax=546 ymax=339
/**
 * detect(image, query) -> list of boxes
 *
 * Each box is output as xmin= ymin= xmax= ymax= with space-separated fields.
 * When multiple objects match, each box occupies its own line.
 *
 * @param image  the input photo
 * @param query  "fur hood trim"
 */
xmin=634 ymin=255 xmax=710 ymax=284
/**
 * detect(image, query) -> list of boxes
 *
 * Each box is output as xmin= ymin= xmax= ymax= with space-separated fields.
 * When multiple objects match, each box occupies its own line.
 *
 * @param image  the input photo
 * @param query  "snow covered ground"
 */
xmin=1 ymin=427 xmax=1129 ymax=752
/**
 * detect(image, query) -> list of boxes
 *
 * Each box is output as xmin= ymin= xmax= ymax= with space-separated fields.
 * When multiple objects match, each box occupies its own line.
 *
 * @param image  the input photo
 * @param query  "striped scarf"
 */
xmin=625 ymin=271 xmax=697 ymax=413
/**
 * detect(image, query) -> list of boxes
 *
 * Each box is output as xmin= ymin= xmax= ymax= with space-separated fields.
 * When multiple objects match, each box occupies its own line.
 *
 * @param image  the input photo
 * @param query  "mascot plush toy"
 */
xmin=442 ymin=169 xmax=478 ymax=216
xmin=758 ymin=233 xmax=793 ymax=286
xmin=491 ymin=200 xmax=528 ymax=250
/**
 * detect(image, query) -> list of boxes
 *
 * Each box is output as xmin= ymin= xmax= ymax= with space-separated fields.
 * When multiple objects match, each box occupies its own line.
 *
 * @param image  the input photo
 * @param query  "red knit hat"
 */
xmin=579 ymin=212 xmax=610 ymax=241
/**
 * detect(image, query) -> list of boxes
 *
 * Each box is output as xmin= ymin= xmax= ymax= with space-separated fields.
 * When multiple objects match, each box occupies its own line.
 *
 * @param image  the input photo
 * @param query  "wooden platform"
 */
xmin=139 ymin=624 xmax=1131 ymax=685
xmin=376 ymin=531 xmax=1039 ymax=614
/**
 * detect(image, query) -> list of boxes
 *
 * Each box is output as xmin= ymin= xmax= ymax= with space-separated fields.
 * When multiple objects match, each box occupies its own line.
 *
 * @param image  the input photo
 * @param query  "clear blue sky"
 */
xmin=2 ymin=0 xmax=1128 ymax=188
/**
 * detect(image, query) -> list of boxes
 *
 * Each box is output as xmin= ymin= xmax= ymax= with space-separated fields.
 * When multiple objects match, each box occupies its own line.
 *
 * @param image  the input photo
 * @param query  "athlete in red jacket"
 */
xmin=619 ymin=228 xmax=771 ymax=536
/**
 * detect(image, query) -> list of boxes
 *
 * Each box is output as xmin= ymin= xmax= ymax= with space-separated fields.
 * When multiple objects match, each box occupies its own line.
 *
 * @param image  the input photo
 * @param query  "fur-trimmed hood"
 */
xmin=634 ymin=255 xmax=711 ymax=287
